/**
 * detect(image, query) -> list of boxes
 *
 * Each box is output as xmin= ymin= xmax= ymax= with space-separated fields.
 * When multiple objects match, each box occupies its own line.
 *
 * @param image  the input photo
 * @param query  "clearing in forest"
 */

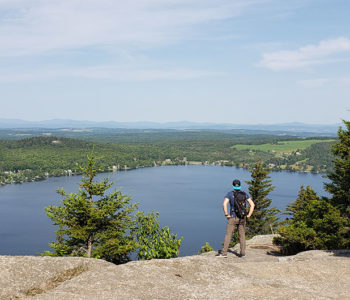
xmin=232 ymin=139 xmax=335 ymax=154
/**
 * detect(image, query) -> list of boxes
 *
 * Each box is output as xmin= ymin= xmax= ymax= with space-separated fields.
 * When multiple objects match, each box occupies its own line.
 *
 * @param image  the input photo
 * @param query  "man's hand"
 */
xmin=226 ymin=215 xmax=231 ymax=219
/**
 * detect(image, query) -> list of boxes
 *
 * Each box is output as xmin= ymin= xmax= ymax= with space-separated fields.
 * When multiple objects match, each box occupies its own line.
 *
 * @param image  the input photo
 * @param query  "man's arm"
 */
xmin=246 ymin=198 xmax=255 ymax=218
xmin=222 ymin=197 xmax=231 ymax=219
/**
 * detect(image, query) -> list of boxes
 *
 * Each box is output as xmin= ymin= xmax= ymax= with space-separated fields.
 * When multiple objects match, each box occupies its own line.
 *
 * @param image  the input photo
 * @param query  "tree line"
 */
xmin=0 ymin=134 xmax=335 ymax=185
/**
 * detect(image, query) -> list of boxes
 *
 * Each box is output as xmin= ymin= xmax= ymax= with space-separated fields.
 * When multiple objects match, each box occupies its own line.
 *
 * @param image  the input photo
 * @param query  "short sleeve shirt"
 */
xmin=225 ymin=190 xmax=250 ymax=217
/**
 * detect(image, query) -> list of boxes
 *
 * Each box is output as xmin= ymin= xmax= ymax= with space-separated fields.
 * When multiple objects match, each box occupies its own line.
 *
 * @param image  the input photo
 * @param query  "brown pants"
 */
xmin=221 ymin=217 xmax=246 ymax=255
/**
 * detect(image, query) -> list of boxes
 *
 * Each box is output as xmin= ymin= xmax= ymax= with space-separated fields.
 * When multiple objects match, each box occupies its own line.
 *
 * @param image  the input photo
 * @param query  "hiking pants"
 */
xmin=221 ymin=217 xmax=246 ymax=255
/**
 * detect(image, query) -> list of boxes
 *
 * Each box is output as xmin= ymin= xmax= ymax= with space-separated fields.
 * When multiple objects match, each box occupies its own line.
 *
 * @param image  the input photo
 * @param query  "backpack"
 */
xmin=231 ymin=191 xmax=247 ymax=219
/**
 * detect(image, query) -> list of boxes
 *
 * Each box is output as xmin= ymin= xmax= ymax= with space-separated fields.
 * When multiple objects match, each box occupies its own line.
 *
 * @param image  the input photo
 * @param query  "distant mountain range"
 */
xmin=0 ymin=118 xmax=341 ymax=135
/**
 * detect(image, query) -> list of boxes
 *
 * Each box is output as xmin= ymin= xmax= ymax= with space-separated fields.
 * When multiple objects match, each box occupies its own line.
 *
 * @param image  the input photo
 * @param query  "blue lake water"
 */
xmin=0 ymin=165 xmax=329 ymax=257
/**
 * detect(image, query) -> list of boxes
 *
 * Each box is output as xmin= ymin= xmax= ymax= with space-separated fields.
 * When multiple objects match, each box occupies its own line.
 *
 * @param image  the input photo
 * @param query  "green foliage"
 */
xmin=246 ymin=161 xmax=279 ymax=237
xmin=303 ymin=141 xmax=334 ymax=173
xmin=44 ymin=152 xmax=138 ymax=264
xmin=275 ymin=121 xmax=350 ymax=254
xmin=0 ymin=133 xmax=335 ymax=185
xmin=133 ymin=211 xmax=183 ymax=260
xmin=198 ymin=242 xmax=214 ymax=254
xmin=325 ymin=120 xmax=350 ymax=217
xmin=324 ymin=120 xmax=350 ymax=247
xmin=285 ymin=185 xmax=318 ymax=217
xmin=274 ymin=186 xmax=345 ymax=255
xmin=274 ymin=222 xmax=317 ymax=255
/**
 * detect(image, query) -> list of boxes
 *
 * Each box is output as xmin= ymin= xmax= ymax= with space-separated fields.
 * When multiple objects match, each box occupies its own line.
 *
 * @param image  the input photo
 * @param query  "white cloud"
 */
xmin=0 ymin=0 xmax=264 ymax=56
xmin=259 ymin=37 xmax=350 ymax=71
xmin=0 ymin=65 xmax=222 ymax=82
xmin=298 ymin=77 xmax=350 ymax=88
xmin=74 ymin=66 xmax=222 ymax=81
xmin=297 ymin=78 xmax=331 ymax=88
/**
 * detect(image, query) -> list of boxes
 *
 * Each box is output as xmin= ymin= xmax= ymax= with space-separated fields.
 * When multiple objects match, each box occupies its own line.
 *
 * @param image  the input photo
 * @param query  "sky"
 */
xmin=0 ymin=0 xmax=350 ymax=124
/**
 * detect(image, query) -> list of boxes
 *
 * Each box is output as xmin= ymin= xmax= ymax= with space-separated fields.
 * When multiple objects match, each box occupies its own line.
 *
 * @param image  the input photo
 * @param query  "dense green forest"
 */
xmin=0 ymin=131 xmax=335 ymax=185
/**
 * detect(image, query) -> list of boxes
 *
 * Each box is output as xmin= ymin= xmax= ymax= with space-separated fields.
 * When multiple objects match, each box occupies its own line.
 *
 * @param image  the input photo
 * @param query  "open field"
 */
xmin=232 ymin=139 xmax=335 ymax=153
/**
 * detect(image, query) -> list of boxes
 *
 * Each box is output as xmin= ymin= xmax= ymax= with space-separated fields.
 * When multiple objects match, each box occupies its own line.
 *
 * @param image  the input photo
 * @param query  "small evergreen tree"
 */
xmin=274 ymin=185 xmax=345 ymax=255
xmin=44 ymin=153 xmax=138 ymax=264
xmin=246 ymin=161 xmax=279 ymax=237
xmin=284 ymin=185 xmax=317 ymax=219
xmin=198 ymin=242 xmax=214 ymax=254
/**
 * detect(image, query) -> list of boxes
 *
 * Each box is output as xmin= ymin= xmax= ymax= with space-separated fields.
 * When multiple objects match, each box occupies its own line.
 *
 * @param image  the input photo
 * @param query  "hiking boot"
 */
xmin=215 ymin=253 xmax=227 ymax=258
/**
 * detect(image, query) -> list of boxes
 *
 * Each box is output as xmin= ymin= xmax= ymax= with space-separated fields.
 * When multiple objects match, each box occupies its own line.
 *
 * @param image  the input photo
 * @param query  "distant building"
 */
xmin=188 ymin=161 xmax=202 ymax=165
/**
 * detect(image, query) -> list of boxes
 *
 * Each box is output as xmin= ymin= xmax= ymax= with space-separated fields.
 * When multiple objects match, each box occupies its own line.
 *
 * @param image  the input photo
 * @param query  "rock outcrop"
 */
xmin=1 ymin=235 xmax=349 ymax=299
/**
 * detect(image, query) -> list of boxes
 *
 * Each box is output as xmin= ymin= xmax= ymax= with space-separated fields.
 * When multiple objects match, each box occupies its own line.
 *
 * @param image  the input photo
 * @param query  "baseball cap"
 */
xmin=232 ymin=179 xmax=241 ymax=187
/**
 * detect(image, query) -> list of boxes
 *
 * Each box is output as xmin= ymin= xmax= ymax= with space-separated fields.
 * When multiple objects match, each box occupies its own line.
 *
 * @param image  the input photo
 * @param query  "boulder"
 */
xmin=1 ymin=235 xmax=349 ymax=299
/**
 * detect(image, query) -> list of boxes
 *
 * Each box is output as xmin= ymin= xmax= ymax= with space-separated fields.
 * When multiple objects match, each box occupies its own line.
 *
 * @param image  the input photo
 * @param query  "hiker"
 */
xmin=216 ymin=179 xmax=255 ymax=258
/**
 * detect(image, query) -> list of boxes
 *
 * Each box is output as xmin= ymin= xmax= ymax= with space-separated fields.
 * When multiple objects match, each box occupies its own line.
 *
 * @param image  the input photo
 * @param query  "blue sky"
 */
xmin=0 ymin=0 xmax=349 ymax=124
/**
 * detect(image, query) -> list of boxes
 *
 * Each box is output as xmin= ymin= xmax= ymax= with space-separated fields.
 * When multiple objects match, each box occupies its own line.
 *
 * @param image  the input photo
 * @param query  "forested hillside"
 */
xmin=0 ymin=133 xmax=335 ymax=185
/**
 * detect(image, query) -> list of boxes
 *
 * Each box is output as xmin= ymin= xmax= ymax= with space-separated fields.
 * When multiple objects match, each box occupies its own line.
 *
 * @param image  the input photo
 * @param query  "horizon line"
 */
xmin=0 ymin=118 xmax=343 ymax=126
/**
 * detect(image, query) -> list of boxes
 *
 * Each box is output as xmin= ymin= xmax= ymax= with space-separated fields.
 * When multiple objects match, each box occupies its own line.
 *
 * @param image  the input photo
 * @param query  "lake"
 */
xmin=0 ymin=165 xmax=329 ymax=257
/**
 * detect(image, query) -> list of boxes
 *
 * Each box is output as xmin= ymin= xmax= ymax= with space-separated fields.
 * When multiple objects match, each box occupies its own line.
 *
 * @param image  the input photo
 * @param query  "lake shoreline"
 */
xmin=0 ymin=161 xmax=327 ymax=188
xmin=0 ymin=160 xmax=327 ymax=188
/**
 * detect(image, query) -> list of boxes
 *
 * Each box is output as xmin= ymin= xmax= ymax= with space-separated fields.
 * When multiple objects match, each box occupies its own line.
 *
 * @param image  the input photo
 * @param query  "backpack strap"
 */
xmin=229 ymin=191 xmax=236 ymax=214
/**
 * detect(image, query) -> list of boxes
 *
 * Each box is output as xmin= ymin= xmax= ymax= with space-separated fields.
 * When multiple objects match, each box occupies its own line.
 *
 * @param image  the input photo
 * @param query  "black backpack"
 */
xmin=231 ymin=191 xmax=247 ymax=219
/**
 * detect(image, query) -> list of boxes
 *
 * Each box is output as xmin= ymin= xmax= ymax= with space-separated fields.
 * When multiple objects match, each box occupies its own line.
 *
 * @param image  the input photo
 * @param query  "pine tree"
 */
xmin=324 ymin=120 xmax=350 ymax=246
xmin=325 ymin=120 xmax=350 ymax=218
xmin=285 ymin=185 xmax=318 ymax=219
xmin=246 ymin=161 xmax=279 ymax=237
xmin=44 ymin=153 xmax=138 ymax=264
xmin=274 ymin=185 xmax=345 ymax=255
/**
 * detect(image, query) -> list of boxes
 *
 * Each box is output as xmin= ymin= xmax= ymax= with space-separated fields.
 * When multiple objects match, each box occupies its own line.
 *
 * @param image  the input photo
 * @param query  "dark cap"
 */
xmin=232 ymin=179 xmax=241 ymax=187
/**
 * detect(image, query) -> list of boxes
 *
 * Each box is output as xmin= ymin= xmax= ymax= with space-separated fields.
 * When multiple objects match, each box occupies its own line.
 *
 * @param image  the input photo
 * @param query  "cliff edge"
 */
xmin=1 ymin=235 xmax=349 ymax=300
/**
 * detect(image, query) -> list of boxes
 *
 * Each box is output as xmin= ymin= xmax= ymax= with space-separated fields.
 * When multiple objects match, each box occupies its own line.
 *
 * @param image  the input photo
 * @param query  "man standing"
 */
xmin=216 ymin=179 xmax=255 ymax=258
